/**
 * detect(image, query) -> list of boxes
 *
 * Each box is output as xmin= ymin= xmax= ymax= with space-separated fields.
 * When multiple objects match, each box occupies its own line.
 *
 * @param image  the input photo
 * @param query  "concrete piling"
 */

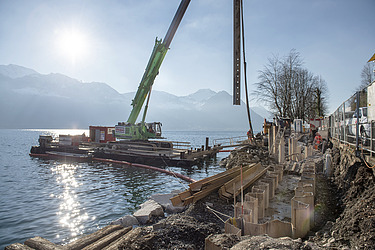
xmin=244 ymin=194 xmax=258 ymax=223
xmin=291 ymin=199 xmax=310 ymax=238
xmin=224 ymin=155 xmax=317 ymax=240
xmin=278 ymin=137 xmax=285 ymax=163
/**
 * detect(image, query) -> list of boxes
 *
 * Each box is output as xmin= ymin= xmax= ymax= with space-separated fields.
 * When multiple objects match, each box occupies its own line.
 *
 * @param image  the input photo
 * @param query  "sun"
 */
xmin=56 ymin=28 xmax=89 ymax=64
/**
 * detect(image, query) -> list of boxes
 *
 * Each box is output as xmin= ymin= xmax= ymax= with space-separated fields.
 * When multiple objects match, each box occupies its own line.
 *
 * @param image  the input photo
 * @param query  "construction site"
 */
xmin=4 ymin=0 xmax=375 ymax=248
xmin=7 ymin=121 xmax=375 ymax=249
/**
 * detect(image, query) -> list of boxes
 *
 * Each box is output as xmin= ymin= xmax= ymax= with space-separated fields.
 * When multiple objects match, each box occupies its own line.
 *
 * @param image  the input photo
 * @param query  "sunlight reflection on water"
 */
xmin=51 ymin=163 xmax=88 ymax=238
xmin=0 ymin=129 xmax=243 ymax=248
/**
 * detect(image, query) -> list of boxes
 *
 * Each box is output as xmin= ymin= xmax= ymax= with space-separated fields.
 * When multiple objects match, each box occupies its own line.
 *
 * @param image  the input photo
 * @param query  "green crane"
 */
xmin=114 ymin=0 xmax=190 ymax=140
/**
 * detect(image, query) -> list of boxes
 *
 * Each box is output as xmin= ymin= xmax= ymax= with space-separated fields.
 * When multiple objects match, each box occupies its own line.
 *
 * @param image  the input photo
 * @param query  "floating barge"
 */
xmin=29 ymin=126 xmax=237 ymax=168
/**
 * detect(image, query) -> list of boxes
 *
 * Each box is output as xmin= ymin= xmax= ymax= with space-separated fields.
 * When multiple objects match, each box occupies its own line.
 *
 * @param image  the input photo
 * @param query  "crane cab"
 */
xmin=114 ymin=122 xmax=162 ymax=140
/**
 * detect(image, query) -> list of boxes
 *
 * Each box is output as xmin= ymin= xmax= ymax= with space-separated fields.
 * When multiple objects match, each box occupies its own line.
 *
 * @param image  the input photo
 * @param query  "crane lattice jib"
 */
xmin=127 ymin=39 xmax=168 ymax=124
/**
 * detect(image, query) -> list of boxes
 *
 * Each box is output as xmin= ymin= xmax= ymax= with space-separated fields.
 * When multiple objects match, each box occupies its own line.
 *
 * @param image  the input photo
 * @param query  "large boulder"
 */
xmin=150 ymin=193 xmax=185 ymax=214
xmin=133 ymin=199 xmax=164 ymax=224
xmin=111 ymin=214 xmax=139 ymax=227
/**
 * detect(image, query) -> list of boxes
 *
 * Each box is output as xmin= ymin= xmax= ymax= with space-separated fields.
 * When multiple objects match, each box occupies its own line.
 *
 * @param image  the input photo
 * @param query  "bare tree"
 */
xmin=280 ymin=49 xmax=302 ymax=119
xmin=255 ymin=50 xmax=328 ymax=120
xmin=312 ymin=75 xmax=329 ymax=117
xmin=292 ymin=68 xmax=315 ymax=120
xmin=255 ymin=54 xmax=284 ymax=116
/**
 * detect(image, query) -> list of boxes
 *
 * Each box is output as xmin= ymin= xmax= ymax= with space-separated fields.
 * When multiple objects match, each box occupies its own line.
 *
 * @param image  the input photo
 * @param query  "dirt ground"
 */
xmin=310 ymin=146 xmax=375 ymax=249
xmin=119 ymin=143 xmax=375 ymax=249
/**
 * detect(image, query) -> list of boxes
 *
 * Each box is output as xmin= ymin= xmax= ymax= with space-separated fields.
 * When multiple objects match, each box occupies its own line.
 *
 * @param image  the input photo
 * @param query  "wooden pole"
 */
xmin=241 ymin=164 xmax=244 ymax=215
xmin=233 ymin=182 xmax=236 ymax=217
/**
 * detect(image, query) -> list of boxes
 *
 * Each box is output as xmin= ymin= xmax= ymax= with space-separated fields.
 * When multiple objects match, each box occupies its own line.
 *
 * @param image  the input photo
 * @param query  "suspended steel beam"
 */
xmin=163 ymin=0 xmax=191 ymax=49
xmin=233 ymin=0 xmax=241 ymax=105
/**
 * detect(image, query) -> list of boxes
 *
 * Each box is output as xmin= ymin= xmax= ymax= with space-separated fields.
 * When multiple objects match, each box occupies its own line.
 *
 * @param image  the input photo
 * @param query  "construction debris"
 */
xmin=220 ymin=145 xmax=272 ymax=169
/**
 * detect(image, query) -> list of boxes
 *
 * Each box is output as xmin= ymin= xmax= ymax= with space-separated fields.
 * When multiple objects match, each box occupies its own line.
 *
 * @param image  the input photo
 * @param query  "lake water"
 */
xmin=0 ymin=129 xmax=245 ymax=248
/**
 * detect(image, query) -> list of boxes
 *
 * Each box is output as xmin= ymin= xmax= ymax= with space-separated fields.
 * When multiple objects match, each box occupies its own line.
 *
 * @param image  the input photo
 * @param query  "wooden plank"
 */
xmin=178 ymin=190 xmax=192 ymax=200
xmin=170 ymin=189 xmax=192 ymax=206
xmin=172 ymin=164 xmax=257 ymax=206
xmin=108 ymin=228 xmax=143 ymax=249
xmin=5 ymin=243 xmax=34 ymax=250
xmin=83 ymin=227 xmax=131 ymax=250
xmin=181 ymin=164 xmax=255 ymax=205
xmin=220 ymin=163 xmax=261 ymax=196
xmin=184 ymin=196 xmax=195 ymax=205
xmin=24 ymin=237 xmax=64 ymax=250
xmin=234 ymin=168 xmax=268 ymax=197
xmin=170 ymin=195 xmax=183 ymax=207
xmin=219 ymin=163 xmax=268 ymax=200
xmin=189 ymin=164 xmax=254 ymax=191
xmin=185 ymin=167 xmax=252 ymax=205
xmin=199 ymin=164 xmax=254 ymax=191
xmin=65 ymin=225 xmax=124 ymax=250
xmin=101 ymin=227 xmax=134 ymax=250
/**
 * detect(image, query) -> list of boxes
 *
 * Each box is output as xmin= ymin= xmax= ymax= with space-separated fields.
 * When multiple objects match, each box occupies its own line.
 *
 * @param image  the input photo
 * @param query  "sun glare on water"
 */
xmin=55 ymin=28 xmax=90 ymax=65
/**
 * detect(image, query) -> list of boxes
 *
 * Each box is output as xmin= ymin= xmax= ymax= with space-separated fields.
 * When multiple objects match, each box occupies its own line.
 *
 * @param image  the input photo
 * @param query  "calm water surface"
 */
xmin=0 ymin=129 xmax=245 ymax=248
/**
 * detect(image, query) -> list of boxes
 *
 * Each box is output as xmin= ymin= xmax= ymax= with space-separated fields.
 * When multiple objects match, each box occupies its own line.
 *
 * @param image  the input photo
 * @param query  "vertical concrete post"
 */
xmin=304 ymin=145 xmax=309 ymax=159
xmin=268 ymin=173 xmax=279 ymax=188
xmin=272 ymin=126 xmax=278 ymax=155
xmin=224 ymin=218 xmax=242 ymax=236
xmin=268 ymin=127 xmax=274 ymax=154
xmin=257 ymin=182 xmax=270 ymax=208
xmin=288 ymin=137 xmax=294 ymax=161
xmin=261 ymin=178 xmax=275 ymax=199
xmin=274 ymin=165 xmax=284 ymax=182
xmin=294 ymin=186 xmax=304 ymax=197
xmin=296 ymin=145 xmax=302 ymax=161
xmin=325 ymin=153 xmax=332 ymax=176
xmin=301 ymin=174 xmax=315 ymax=195
xmin=278 ymin=136 xmax=285 ymax=164
xmin=292 ymin=138 xmax=298 ymax=161
xmin=296 ymin=192 xmax=314 ymax=228
xmin=292 ymin=138 xmax=299 ymax=161
xmin=244 ymin=194 xmax=258 ymax=223
xmin=235 ymin=202 xmax=252 ymax=222
xmin=254 ymin=183 xmax=269 ymax=208
xmin=250 ymin=188 xmax=265 ymax=219
xmin=291 ymin=198 xmax=310 ymax=239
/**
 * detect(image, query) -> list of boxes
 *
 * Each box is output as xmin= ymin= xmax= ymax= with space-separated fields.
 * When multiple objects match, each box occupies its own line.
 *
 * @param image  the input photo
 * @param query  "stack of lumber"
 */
xmin=219 ymin=163 xmax=268 ymax=200
xmin=170 ymin=163 xmax=267 ymax=206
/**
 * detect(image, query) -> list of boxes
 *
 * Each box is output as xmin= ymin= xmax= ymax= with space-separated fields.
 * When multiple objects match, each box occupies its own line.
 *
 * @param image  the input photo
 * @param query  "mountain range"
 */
xmin=0 ymin=64 xmax=272 ymax=131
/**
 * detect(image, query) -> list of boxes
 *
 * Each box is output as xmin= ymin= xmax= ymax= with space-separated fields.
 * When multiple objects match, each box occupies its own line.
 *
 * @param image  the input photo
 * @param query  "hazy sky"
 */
xmin=0 ymin=0 xmax=374 ymax=113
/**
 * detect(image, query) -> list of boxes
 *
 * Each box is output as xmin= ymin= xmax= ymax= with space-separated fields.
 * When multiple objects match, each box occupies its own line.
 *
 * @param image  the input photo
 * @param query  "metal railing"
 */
xmin=325 ymin=82 xmax=375 ymax=157
xmin=212 ymin=136 xmax=249 ymax=147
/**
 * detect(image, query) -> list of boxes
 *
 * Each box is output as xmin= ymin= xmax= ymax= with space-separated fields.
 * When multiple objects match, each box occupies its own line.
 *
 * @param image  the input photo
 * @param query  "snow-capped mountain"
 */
xmin=0 ymin=64 xmax=39 ymax=79
xmin=0 ymin=64 xmax=270 ymax=131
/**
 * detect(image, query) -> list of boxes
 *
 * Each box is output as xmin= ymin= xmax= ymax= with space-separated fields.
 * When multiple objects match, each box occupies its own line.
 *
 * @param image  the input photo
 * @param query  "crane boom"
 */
xmin=115 ymin=0 xmax=190 ymax=140
xmin=126 ymin=38 xmax=168 ymax=124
